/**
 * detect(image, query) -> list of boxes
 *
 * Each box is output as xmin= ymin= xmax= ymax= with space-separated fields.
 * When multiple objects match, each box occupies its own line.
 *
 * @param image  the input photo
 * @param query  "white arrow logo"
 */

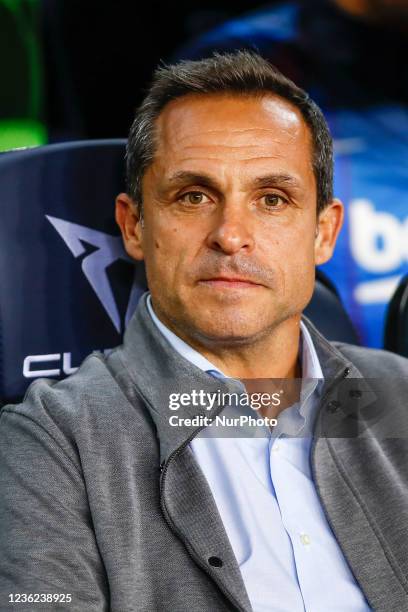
xmin=46 ymin=215 xmax=144 ymax=333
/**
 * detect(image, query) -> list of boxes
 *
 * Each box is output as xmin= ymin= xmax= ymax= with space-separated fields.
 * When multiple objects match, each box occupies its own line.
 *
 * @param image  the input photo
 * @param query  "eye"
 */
xmin=179 ymin=191 xmax=211 ymax=205
xmin=261 ymin=193 xmax=288 ymax=208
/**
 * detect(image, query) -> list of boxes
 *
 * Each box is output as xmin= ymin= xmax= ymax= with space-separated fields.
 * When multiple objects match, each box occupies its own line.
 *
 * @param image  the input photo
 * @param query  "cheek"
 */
xmin=288 ymin=232 xmax=316 ymax=281
xmin=143 ymin=222 xmax=192 ymax=283
xmin=290 ymin=231 xmax=317 ymax=293
xmin=260 ymin=224 xmax=316 ymax=264
xmin=259 ymin=225 xmax=316 ymax=295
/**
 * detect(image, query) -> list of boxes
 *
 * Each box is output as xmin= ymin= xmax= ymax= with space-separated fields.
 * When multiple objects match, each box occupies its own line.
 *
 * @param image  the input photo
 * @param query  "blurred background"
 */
xmin=0 ymin=0 xmax=407 ymax=400
xmin=0 ymin=0 xmax=259 ymax=146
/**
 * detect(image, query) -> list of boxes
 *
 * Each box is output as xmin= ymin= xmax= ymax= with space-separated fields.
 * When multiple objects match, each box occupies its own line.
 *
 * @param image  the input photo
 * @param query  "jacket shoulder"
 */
xmin=332 ymin=341 xmax=408 ymax=378
xmin=3 ymin=352 xmax=118 ymax=415
xmin=0 ymin=351 xmax=139 ymax=457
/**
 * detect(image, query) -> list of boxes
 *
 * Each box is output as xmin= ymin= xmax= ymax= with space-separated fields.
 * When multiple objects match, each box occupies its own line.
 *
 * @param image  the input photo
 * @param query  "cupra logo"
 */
xmin=46 ymin=215 xmax=144 ymax=333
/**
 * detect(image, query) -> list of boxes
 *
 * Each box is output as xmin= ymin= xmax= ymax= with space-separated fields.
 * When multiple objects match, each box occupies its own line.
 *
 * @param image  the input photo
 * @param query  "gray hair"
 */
xmin=126 ymin=50 xmax=333 ymax=214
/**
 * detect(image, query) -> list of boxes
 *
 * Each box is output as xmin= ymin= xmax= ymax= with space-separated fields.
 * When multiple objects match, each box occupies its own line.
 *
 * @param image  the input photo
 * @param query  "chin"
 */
xmin=189 ymin=313 xmax=269 ymax=346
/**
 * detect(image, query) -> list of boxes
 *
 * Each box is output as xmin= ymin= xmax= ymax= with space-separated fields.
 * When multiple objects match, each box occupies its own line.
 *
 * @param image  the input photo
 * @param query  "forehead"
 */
xmin=152 ymin=93 xmax=314 ymax=181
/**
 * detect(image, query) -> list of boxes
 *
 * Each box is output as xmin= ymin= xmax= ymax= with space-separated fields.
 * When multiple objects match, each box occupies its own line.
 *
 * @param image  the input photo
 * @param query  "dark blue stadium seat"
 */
xmin=384 ymin=274 xmax=408 ymax=358
xmin=0 ymin=140 xmax=147 ymax=404
xmin=0 ymin=140 xmax=358 ymax=405
xmin=304 ymin=269 xmax=360 ymax=346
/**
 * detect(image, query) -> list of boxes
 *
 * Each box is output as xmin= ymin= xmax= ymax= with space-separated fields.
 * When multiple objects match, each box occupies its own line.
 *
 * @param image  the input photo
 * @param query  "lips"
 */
xmin=199 ymin=276 xmax=262 ymax=288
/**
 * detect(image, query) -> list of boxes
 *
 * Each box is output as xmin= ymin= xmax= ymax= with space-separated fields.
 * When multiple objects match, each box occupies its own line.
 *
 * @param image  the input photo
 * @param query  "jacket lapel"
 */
xmin=113 ymin=293 xmax=252 ymax=610
xmin=161 ymin=446 xmax=253 ymax=612
xmin=304 ymin=318 xmax=408 ymax=611
xmin=312 ymin=436 xmax=408 ymax=612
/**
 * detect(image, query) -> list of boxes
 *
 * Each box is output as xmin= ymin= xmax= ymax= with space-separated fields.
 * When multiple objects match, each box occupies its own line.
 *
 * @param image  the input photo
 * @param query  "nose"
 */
xmin=206 ymin=205 xmax=255 ymax=255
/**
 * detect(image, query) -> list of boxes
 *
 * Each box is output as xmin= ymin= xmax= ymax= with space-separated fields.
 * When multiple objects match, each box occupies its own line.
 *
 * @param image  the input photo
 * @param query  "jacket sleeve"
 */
xmin=0 ymin=399 xmax=109 ymax=612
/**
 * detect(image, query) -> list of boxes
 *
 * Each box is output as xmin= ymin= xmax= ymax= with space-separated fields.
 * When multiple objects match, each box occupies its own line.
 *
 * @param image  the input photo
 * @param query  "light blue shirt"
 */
xmin=147 ymin=295 xmax=371 ymax=611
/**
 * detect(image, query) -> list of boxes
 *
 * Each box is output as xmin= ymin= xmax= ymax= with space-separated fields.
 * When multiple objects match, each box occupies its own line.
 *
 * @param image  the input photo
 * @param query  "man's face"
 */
xmin=117 ymin=93 xmax=342 ymax=347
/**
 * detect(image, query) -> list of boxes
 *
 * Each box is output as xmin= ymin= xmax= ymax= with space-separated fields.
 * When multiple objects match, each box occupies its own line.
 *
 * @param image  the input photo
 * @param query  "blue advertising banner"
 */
xmin=324 ymin=106 xmax=408 ymax=347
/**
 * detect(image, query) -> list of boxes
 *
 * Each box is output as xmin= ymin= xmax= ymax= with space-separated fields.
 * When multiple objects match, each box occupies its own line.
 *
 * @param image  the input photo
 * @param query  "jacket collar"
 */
xmin=112 ymin=292 xmax=362 ymax=463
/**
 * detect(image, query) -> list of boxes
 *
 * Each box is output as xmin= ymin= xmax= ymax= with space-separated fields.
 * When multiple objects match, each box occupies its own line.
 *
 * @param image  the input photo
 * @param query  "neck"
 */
xmin=197 ymin=319 xmax=302 ymax=379
xmin=153 ymin=303 xmax=302 ymax=379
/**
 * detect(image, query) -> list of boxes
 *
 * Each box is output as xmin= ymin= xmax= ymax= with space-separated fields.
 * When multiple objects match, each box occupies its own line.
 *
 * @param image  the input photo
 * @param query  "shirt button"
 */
xmin=272 ymin=443 xmax=280 ymax=452
xmin=300 ymin=533 xmax=311 ymax=546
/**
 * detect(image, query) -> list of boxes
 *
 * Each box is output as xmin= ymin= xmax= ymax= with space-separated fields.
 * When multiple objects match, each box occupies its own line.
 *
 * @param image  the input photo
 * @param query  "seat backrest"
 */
xmin=304 ymin=270 xmax=360 ymax=346
xmin=0 ymin=140 xmax=146 ymax=404
xmin=383 ymin=274 xmax=408 ymax=357
xmin=0 ymin=140 xmax=358 ymax=405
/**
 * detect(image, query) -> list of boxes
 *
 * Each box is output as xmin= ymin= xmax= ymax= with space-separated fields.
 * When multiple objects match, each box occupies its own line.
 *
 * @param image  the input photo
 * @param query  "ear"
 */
xmin=115 ymin=193 xmax=144 ymax=261
xmin=314 ymin=198 xmax=344 ymax=265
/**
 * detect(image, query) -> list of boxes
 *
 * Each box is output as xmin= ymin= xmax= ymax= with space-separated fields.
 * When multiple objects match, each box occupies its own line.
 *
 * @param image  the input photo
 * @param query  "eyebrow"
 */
xmin=166 ymin=171 xmax=302 ymax=191
xmin=252 ymin=174 xmax=302 ymax=190
xmin=167 ymin=171 xmax=219 ymax=191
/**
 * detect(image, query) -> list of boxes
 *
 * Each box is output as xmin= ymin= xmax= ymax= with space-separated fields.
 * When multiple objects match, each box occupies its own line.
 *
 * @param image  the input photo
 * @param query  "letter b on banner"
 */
xmin=350 ymin=199 xmax=408 ymax=273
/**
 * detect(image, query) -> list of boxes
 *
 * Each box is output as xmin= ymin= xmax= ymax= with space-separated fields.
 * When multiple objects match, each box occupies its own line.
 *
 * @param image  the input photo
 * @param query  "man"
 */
xmin=174 ymin=0 xmax=408 ymax=349
xmin=1 ymin=51 xmax=408 ymax=612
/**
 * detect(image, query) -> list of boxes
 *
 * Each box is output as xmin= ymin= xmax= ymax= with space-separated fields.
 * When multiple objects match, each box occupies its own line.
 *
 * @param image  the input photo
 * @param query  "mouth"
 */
xmin=198 ymin=277 xmax=263 ymax=289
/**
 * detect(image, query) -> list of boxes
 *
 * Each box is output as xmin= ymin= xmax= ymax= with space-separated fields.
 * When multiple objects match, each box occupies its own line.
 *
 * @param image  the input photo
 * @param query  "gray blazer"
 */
xmin=1 ymin=293 xmax=408 ymax=612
